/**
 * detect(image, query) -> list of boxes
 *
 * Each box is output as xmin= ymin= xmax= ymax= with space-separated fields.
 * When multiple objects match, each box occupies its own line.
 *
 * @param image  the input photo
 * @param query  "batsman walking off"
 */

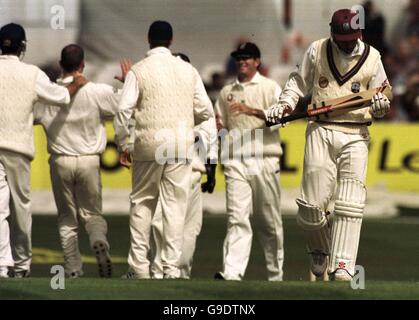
xmin=266 ymin=9 xmax=391 ymax=281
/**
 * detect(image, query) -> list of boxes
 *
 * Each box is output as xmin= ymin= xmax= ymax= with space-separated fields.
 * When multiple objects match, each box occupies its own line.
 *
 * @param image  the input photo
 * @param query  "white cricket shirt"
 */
xmin=34 ymin=76 xmax=120 ymax=156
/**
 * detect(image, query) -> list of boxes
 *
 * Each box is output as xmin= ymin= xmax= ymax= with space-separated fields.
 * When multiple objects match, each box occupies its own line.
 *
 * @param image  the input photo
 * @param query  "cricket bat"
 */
xmin=267 ymin=85 xmax=392 ymax=129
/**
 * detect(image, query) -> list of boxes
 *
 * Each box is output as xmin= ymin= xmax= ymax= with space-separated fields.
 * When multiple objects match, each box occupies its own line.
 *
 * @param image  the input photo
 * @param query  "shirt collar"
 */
xmin=0 ymin=55 xmax=20 ymax=61
xmin=234 ymin=71 xmax=262 ymax=87
xmin=330 ymin=38 xmax=364 ymax=57
xmin=56 ymin=76 xmax=74 ymax=85
xmin=146 ymin=47 xmax=172 ymax=57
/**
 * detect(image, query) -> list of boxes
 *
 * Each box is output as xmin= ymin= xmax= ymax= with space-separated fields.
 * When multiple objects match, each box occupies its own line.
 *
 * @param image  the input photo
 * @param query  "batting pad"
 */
xmin=329 ymin=179 xmax=366 ymax=276
xmin=296 ymin=198 xmax=331 ymax=255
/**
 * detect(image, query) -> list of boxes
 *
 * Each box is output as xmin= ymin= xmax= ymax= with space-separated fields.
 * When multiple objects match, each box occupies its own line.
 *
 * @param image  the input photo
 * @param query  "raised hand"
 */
xmin=114 ymin=59 xmax=133 ymax=83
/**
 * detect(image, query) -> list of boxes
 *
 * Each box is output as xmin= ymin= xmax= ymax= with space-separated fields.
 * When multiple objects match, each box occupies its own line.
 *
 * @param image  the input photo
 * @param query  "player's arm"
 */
xmin=265 ymin=42 xmax=317 ymax=124
xmin=198 ymin=116 xmax=218 ymax=194
xmin=229 ymin=84 xmax=285 ymax=122
xmin=193 ymin=68 xmax=212 ymax=125
xmin=113 ymin=70 xmax=138 ymax=161
xmin=95 ymin=85 xmax=122 ymax=120
xmin=214 ymin=89 xmax=228 ymax=131
xmin=229 ymin=102 xmax=267 ymax=120
xmin=368 ymin=60 xmax=392 ymax=118
xmin=35 ymin=70 xmax=86 ymax=105
xmin=279 ymin=42 xmax=316 ymax=110
xmin=96 ymin=60 xmax=132 ymax=120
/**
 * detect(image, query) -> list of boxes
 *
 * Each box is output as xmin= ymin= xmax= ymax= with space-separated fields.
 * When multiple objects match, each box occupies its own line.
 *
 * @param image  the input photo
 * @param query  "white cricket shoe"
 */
xmin=121 ymin=270 xmax=151 ymax=280
xmin=163 ymin=273 xmax=179 ymax=280
xmin=214 ymin=271 xmax=242 ymax=281
xmin=309 ymin=252 xmax=328 ymax=277
xmin=0 ymin=266 xmax=9 ymax=278
xmin=330 ymin=269 xmax=352 ymax=282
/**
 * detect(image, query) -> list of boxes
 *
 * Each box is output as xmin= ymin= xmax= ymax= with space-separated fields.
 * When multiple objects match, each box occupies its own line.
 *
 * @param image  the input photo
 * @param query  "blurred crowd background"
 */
xmin=1 ymin=0 xmax=418 ymax=121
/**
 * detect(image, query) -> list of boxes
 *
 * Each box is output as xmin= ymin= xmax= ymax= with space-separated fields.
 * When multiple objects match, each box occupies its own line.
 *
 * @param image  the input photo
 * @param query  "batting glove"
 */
xmin=370 ymin=92 xmax=390 ymax=118
xmin=265 ymin=104 xmax=285 ymax=124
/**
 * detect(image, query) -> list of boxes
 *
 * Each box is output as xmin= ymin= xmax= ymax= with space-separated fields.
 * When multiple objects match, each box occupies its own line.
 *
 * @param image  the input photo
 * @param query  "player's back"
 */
xmin=34 ymin=78 xmax=119 ymax=156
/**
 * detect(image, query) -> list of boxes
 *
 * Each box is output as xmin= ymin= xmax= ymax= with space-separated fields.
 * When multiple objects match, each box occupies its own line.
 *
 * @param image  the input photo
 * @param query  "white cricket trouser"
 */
xmin=0 ymin=149 xmax=31 ymax=272
xmin=49 ymin=154 xmax=108 ymax=275
xmin=150 ymin=170 xmax=202 ymax=279
xmin=299 ymin=122 xmax=369 ymax=209
xmin=299 ymin=122 xmax=369 ymax=274
xmin=0 ymin=161 xmax=13 ymax=268
xmin=128 ymin=161 xmax=191 ymax=278
xmin=221 ymin=156 xmax=284 ymax=281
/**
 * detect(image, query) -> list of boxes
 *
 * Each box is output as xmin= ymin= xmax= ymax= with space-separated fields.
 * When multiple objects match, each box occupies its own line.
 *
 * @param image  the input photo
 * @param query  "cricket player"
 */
xmin=34 ymin=44 xmax=125 ymax=278
xmin=0 ymin=23 xmax=86 ymax=278
xmin=114 ymin=21 xmax=211 ymax=279
xmin=266 ymin=9 xmax=391 ymax=281
xmin=214 ymin=42 xmax=284 ymax=281
xmin=149 ymin=53 xmax=218 ymax=280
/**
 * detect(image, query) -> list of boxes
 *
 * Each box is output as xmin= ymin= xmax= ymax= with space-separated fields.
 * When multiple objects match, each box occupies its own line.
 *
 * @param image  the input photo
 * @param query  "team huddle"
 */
xmin=0 ymin=9 xmax=391 ymax=281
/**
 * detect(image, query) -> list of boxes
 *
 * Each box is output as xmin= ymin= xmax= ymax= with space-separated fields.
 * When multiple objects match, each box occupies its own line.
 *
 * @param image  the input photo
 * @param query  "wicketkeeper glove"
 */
xmin=370 ymin=92 xmax=390 ymax=118
xmin=201 ymin=160 xmax=217 ymax=194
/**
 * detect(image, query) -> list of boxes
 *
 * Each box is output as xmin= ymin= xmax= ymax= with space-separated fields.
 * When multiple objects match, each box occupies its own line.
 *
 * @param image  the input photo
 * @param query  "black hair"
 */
xmin=0 ymin=23 xmax=26 ymax=55
xmin=148 ymin=21 xmax=173 ymax=48
xmin=149 ymin=39 xmax=172 ymax=48
xmin=60 ymin=44 xmax=84 ymax=72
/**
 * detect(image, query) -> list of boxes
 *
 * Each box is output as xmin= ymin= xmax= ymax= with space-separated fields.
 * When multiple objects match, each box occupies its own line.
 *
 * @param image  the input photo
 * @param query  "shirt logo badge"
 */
xmin=319 ymin=76 xmax=329 ymax=88
xmin=351 ymin=82 xmax=361 ymax=93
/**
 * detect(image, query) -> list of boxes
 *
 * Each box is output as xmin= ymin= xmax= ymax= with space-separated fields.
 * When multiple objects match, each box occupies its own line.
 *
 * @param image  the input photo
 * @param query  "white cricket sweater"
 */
xmin=0 ymin=57 xmax=39 ymax=159
xmin=130 ymin=51 xmax=207 ymax=161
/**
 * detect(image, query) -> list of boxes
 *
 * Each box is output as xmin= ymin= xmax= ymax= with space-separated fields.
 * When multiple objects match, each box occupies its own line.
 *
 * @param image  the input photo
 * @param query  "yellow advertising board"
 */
xmin=31 ymin=122 xmax=419 ymax=192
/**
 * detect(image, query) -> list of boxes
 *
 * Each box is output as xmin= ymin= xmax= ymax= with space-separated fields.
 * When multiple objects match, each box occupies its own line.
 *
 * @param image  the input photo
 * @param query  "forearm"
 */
xmin=66 ymin=81 xmax=83 ymax=97
xmin=113 ymin=110 xmax=132 ymax=152
xmin=113 ymin=71 xmax=139 ymax=151
xmin=247 ymin=107 xmax=268 ymax=120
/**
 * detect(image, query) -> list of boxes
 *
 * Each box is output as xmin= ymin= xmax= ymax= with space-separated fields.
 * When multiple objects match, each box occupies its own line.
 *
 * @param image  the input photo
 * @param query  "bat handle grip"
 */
xmin=265 ymin=112 xmax=307 ymax=127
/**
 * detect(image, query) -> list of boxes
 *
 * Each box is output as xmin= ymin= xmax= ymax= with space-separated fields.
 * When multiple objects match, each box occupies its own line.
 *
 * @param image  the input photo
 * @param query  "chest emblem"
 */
xmin=351 ymin=82 xmax=361 ymax=93
xmin=319 ymin=76 xmax=329 ymax=88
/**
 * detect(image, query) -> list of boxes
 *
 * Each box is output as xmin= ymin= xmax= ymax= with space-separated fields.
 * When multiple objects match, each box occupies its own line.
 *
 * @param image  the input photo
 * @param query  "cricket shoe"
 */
xmin=163 ymin=273 xmax=179 ymax=280
xmin=0 ymin=267 xmax=9 ymax=278
xmin=93 ymin=241 xmax=112 ymax=278
xmin=121 ymin=271 xmax=151 ymax=280
xmin=214 ymin=271 xmax=241 ymax=281
xmin=330 ymin=269 xmax=353 ymax=282
xmin=309 ymin=251 xmax=328 ymax=277
xmin=67 ymin=271 xmax=84 ymax=279
xmin=8 ymin=269 xmax=30 ymax=278
xmin=214 ymin=271 xmax=225 ymax=280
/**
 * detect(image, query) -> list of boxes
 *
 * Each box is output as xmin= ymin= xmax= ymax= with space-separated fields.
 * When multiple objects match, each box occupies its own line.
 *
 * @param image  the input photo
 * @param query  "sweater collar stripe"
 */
xmin=326 ymin=39 xmax=370 ymax=86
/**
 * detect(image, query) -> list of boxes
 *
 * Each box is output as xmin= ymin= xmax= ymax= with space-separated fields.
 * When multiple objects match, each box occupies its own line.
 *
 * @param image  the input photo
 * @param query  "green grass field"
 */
xmin=1 ymin=214 xmax=419 ymax=300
